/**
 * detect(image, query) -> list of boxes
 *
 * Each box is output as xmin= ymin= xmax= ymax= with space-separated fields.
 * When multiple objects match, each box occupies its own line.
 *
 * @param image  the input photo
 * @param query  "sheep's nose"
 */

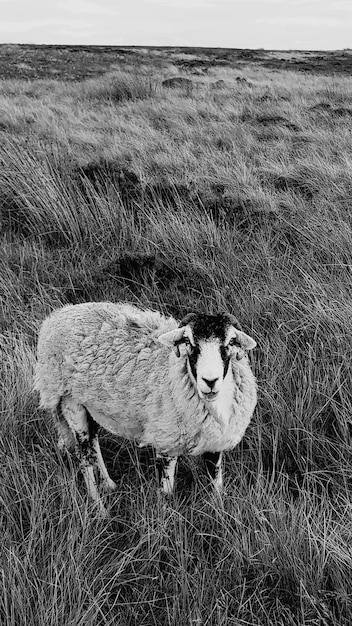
xmin=202 ymin=377 xmax=219 ymax=391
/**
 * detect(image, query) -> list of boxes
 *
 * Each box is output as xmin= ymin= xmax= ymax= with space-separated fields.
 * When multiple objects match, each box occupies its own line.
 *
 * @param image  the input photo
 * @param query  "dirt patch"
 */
xmin=162 ymin=77 xmax=193 ymax=89
xmin=271 ymin=174 xmax=314 ymax=200
xmin=76 ymin=162 xmax=142 ymax=203
xmin=256 ymin=115 xmax=300 ymax=131
xmin=309 ymin=102 xmax=352 ymax=118
xmin=202 ymin=192 xmax=278 ymax=232
xmin=241 ymin=113 xmax=301 ymax=132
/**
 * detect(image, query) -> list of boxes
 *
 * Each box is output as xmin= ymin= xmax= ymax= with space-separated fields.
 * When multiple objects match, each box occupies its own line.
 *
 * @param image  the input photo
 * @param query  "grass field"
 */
xmin=1 ymin=45 xmax=352 ymax=625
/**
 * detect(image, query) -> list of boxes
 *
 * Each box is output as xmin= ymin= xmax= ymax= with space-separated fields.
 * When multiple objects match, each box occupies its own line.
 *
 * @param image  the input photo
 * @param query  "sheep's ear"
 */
xmin=227 ymin=326 xmax=257 ymax=351
xmin=158 ymin=327 xmax=186 ymax=346
xmin=178 ymin=312 xmax=197 ymax=327
xmin=158 ymin=327 xmax=187 ymax=356
xmin=226 ymin=327 xmax=256 ymax=361
xmin=236 ymin=330 xmax=256 ymax=351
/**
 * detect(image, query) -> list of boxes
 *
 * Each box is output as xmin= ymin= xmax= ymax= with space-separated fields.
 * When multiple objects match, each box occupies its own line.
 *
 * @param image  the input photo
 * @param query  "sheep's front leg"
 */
xmin=156 ymin=454 xmax=178 ymax=495
xmin=203 ymin=451 xmax=223 ymax=491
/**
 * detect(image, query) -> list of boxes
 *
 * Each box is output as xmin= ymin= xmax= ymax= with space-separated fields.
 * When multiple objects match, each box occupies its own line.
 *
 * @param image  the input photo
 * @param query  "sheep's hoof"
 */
xmin=57 ymin=436 xmax=67 ymax=451
xmin=212 ymin=478 xmax=223 ymax=492
xmin=102 ymin=477 xmax=117 ymax=492
xmin=211 ymin=482 xmax=224 ymax=506
xmin=156 ymin=488 xmax=173 ymax=513
xmin=157 ymin=485 xmax=174 ymax=499
xmin=95 ymin=501 xmax=109 ymax=519
xmin=212 ymin=480 xmax=224 ymax=497
xmin=161 ymin=481 xmax=174 ymax=497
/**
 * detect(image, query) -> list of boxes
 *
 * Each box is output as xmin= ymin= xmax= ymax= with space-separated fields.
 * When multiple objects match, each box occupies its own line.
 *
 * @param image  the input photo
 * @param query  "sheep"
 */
xmin=34 ymin=302 xmax=257 ymax=515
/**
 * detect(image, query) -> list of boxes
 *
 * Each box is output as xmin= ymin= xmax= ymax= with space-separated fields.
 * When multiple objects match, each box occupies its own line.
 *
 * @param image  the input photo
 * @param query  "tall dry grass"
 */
xmin=1 ymin=62 xmax=352 ymax=625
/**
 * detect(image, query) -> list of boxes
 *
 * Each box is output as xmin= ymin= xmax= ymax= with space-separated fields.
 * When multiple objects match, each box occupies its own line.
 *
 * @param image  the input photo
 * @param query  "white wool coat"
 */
xmin=34 ymin=302 xmax=257 ymax=457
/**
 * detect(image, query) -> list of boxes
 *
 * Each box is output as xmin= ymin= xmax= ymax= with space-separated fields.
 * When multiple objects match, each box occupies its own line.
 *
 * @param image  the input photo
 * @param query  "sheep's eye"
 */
xmin=183 ymin=337 xmax=191 ymax=346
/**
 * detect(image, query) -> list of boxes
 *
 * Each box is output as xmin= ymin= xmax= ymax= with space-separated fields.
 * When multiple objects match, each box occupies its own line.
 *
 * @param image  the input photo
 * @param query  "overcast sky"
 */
xmin=0 ymin=0 xmax=351 ymax=50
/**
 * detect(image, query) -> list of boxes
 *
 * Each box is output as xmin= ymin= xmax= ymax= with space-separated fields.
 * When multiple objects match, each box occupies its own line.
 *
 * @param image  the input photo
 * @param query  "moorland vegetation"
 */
xmin=1 ymin=45 xmax=352 ymax=625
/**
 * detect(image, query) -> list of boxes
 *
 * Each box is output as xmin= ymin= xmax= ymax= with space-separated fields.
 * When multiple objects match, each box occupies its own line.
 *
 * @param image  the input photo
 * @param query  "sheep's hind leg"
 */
xmin=203 ymin=451 xmax=223 ymax=491
xmin=55 ymin=402 xmax=75 ymax=451
xmin=88 ymin=413 xmax=117 ymax=493
xmin=156 ymin=454 xmax=177 ymax=495
xmin=60 ymin=397 xmax=109 ymax=516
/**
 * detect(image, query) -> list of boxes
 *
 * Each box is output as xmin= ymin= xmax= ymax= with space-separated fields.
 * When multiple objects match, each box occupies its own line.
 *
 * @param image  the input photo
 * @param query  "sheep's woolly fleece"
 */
xmin=34 ymin=302 xmax=257 ymax=457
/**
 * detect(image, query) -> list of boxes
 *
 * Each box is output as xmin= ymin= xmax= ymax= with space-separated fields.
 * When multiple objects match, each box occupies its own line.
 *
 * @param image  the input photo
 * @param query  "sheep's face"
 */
xmin=158 ymin=313 xmax=256 ymax=402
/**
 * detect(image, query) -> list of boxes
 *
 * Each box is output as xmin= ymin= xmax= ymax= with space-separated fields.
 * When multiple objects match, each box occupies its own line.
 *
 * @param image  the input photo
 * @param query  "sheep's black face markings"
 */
xmin=175 ymin=335 xmax=200 ymax=381
xmin=179 ymin=313 xmax=240 ymax=385
xmin=190 ymin=342 xmax=231 ymax=381
xmin=187 ymin=343 xmax=200 ymax=381
xmin=186 ymin=339 xmax=231 ymax=387
xmin=191 ymin=314 xmax=227 ymax=343
xmin=179 ymin=313 xmax=240 ymax=340
xmin=220 ymin=345 xmax=231 ymax=378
